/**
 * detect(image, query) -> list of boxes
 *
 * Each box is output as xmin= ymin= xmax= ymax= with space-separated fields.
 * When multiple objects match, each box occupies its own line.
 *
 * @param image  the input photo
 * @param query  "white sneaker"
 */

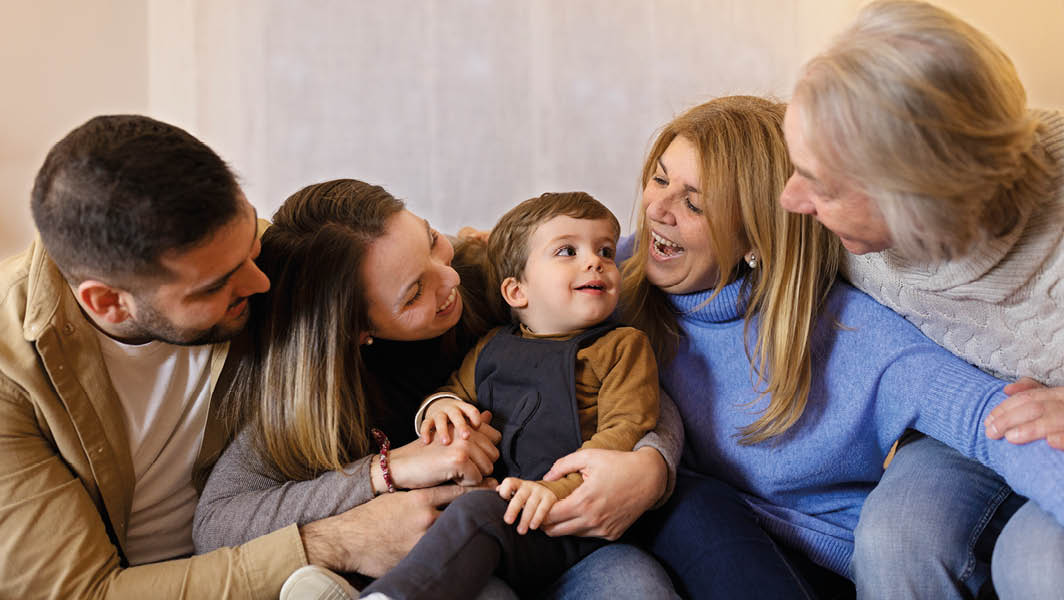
xmin=280 ymin=565 xmax=358 ymax=600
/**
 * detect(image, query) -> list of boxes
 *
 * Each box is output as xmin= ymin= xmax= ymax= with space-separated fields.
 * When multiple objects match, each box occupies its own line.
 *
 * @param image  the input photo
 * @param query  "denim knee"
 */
xmin=852 ymin=435 xmax=1010 ymax=599
xmin=991 ymin=500 xmax=1064 ymax=600
xmin=541 ymin=543 xmax=678 ymax=600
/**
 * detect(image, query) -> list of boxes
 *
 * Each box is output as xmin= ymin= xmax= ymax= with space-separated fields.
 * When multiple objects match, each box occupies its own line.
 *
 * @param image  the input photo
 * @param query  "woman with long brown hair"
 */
xmin=193 ymin=179 xmax=682 ymax=598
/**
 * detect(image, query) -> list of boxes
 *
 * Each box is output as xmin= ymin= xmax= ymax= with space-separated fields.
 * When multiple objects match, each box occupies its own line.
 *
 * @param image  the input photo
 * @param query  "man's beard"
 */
xmin=124 ymin=297 xmax=249 ymax=346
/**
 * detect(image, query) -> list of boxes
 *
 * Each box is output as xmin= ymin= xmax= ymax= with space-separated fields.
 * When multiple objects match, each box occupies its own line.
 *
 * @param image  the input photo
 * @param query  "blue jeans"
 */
xmin=852 ymin=433 xmax=1064 ymax=600
xmin=638 ymin=472 xmax=852 ymax=600
xmin=992 ymin=498 xmax=1064 ymax=599
xmin=541 ymin=542 xmax=680 ymax=600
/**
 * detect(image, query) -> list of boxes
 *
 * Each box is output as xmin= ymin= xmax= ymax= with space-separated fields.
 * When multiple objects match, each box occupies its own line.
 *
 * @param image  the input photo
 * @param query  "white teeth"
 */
xmin=651 ymin=231 xmax=681 ymax=248
xmin=437 ymin=287 xmax=457 ymax=312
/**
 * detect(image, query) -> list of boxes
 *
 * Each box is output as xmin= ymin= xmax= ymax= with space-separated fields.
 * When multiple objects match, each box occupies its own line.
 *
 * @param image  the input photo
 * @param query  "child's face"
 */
xmin=504 ymin=215 xmax=620 ymax=335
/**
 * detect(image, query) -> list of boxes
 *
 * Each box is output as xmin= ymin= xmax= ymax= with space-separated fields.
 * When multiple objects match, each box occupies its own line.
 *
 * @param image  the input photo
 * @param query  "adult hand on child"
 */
xmin=540 ymin=447 xmax=666 ymax=540
xmin=986 ymin=378 xmax=1064 ymax=449
xmin=301 ymin=484 xmax=469 ymax=577
xmin=387 ymin=414 xmax=501 ymax=489
xmin=498 ymin=477 xmax=558 ymax=535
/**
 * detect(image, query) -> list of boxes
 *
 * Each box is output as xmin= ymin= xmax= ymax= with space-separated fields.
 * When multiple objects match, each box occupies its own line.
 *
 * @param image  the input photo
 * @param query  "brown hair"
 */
xmin=487 ymin=191 xmax=620 ymax=307
xmin=229 ymin=179 xmax=403 ymax=480
xmin=622 ymin=96 xmax=842 ymax=443
xmin=31 ymin=115 xmax=241 ymax=288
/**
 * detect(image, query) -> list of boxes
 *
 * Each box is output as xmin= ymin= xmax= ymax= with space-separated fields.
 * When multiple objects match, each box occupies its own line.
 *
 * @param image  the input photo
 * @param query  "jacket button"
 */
xmin=62 ymin=323 xmax=75 ymax=335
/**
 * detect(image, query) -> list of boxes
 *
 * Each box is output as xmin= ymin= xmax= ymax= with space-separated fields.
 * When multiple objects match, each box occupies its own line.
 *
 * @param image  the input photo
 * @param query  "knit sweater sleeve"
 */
xmin=877 ymin=345 xmax=1064 ymax=525
xmin=192 ymin=427 xmax=376 ymax=553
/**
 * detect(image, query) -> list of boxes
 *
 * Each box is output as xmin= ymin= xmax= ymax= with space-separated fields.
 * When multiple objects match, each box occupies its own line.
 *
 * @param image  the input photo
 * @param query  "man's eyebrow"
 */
xmin=191 ymin=208 xmax=258 ymax=294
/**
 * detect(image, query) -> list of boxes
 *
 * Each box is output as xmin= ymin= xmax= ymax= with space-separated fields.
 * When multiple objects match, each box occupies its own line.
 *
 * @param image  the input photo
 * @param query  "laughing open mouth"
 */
xmin=437 ymin=288 xmax=458 ymax=313
xmin=651 ymin=231 xmax=685 ymax=258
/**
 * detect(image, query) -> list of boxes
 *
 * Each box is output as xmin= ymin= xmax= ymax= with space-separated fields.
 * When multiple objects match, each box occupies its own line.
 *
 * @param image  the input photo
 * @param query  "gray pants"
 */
xmin=363 ymin=490 xmax=605 ymax=600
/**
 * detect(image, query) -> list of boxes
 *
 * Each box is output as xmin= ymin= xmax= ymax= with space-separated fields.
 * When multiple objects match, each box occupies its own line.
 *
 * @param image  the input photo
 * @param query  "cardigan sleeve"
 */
xmin=193 ymin=427 xmax=376 ymax=553
xmin=878 ymin=346 xmax=1064 ymax=525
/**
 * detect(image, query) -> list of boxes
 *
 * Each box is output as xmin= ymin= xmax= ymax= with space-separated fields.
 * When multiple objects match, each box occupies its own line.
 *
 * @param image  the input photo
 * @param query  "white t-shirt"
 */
xmin=95 ymin=331 xmax=213 ymax=565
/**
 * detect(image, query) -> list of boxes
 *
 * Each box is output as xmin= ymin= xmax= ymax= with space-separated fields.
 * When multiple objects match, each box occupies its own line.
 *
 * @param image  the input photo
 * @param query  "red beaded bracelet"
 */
xmin=371 ymin=428 xmax=396 ymax=493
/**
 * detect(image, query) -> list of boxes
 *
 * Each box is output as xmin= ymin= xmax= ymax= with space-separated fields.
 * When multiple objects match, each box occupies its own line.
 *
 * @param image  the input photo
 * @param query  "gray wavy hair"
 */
xmin=793 ymin=0 xmax=1048 ymax=259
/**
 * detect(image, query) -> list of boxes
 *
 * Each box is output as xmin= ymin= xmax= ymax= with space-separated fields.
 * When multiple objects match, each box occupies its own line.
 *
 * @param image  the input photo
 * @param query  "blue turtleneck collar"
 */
xmin=667 ymin=276 xmax=749 ymax=324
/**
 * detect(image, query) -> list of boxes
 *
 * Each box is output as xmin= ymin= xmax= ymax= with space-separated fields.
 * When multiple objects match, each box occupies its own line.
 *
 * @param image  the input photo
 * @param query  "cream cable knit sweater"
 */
xmin=845 ymin=109 xmax=1064 ymax=387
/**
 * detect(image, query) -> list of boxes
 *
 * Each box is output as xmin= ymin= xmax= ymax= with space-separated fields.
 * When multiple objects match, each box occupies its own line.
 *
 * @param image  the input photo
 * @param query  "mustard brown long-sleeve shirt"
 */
xmin=432 ymin=324 xmax=660 ymax=499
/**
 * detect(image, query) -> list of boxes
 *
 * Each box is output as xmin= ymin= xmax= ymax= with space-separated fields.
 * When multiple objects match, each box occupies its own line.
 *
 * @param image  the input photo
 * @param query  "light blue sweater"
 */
xmin=649 ymin=272 xmax=1064 ymax=577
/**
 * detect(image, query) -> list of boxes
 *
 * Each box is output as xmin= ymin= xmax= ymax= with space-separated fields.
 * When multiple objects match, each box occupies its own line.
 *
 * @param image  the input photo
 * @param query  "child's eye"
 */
xmin=555 ymin=245 xmax=576 ymax=257
xmin=598 ymin=246 xmax=615 ymax=259
xmin=652 ymin=175 xmax=668 ymax=186
xmin=685 ymin=197 xmax=704 ymax=215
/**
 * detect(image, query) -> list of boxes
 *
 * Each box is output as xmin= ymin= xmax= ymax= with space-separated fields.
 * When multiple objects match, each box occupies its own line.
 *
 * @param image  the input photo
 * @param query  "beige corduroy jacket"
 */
xmin=0 ymin=238 xmax=306 ymax=599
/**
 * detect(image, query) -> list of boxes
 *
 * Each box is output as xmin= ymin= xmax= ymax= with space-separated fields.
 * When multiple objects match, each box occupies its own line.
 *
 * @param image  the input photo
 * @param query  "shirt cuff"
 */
xmin=412 ymin=393 xmax=464 ymax=435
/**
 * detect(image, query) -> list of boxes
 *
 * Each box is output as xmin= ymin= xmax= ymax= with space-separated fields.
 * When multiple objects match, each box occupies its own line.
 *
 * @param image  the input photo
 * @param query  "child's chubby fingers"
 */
xmin=527 ymin=490 xmax=556 ymax=532
xmin=516 ymin=494 xmax=542 ymax=535
xmin=418 ymin=419 xmax=438 ymax=444
xmin=498 ymin=478 xmax=530 ymax=525
xmin=454 ymin=402 xmax=483 ymax=431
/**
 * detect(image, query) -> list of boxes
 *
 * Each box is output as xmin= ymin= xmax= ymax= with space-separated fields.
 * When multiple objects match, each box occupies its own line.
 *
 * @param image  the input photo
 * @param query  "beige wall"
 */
xmin=3 ymin=1 xmax=1063 ymax=258
xmin=1 ymin=0 xmax=148 ymax=256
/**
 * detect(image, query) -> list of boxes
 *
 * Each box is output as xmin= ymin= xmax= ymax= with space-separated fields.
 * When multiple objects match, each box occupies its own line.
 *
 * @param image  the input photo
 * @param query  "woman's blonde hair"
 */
xmin=622 ymin=96 xmax=842 ymax=443
xmin=794 ymin=0 xmax=1048 ymax=260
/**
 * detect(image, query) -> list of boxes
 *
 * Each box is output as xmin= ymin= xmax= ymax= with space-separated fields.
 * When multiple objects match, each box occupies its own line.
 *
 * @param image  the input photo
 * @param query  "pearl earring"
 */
xmin=745 ymin=252 xmax=759 ymax=269
xmin=364 ymin=336 xmax=374 ymax=346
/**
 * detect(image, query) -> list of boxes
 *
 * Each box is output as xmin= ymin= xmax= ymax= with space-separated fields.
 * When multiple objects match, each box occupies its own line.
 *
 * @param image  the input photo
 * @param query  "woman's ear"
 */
xmin=500 ymin=276 xmax=528 ymax=309
xmin=76 ymin=280 xmax=133 ymax=324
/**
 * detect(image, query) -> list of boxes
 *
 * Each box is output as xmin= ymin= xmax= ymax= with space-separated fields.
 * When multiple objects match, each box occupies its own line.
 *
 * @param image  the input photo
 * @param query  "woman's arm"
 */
xmin=193 ymin=428 xmax=376 ymax=553
xmin=886 ymin=350 xmax=1064 ymax=525
xmin=538 ymin=389 xmax=683 ymax=539
xmin=194 ymin=420 xmax=501 ymax=553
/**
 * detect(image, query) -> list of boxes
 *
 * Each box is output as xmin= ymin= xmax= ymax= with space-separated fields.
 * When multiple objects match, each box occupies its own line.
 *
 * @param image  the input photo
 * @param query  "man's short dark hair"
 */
xmin=31 ymin=115 xmax=243 ymax=286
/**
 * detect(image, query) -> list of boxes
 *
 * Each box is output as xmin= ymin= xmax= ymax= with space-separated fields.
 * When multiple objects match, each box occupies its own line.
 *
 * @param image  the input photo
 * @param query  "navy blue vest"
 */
xmin=474 ymin=321 xmax=619 ymax=481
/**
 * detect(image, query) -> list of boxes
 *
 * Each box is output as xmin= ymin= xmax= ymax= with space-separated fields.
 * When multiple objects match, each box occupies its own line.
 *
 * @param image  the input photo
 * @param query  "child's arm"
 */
xmin=414 ymin=328 xmax=502 ymax=443
xmin=538 ymin=327 xmax=660 ymax=499
xmin=497 ymin=477 xmax=558 ymax=534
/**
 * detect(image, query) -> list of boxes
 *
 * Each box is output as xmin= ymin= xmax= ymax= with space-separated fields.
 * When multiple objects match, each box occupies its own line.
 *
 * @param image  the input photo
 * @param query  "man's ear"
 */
xmin=500 ymin=276 xmax=528 ymax=309
xmin=76 ymin=280 xmax=134 ymax=324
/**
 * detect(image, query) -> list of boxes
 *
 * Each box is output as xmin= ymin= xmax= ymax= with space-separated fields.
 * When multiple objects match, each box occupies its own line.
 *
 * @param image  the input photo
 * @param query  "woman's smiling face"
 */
xmin=641 ymin=135 xmax=720 ymax=294
xmin=361 ymin=209 xmax=463 ymax=341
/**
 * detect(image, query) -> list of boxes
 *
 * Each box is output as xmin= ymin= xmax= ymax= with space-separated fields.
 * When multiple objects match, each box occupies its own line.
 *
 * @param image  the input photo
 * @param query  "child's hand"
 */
xmin=420 ymin=397 xmax=482 ymax=444
xmin=497 ymin=478 xmax=558 ymax=535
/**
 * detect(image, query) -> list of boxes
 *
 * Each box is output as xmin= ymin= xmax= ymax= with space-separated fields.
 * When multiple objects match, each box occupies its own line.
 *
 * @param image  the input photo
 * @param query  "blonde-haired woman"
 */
xmin=781 ymin=1 xmax=1064 ymax=597
xmin=617 ymin=96 xmax=1064 ymax=598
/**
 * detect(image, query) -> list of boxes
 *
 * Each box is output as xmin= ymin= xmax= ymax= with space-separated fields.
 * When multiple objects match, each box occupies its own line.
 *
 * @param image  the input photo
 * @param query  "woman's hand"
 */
xmin=539 ymin=446 xmax=666 ymax=540
xmin=420 ymin=397 xmax=483 ymax=444
xmin=497 ymin=478 xmax=558 ymax=535
xmin=986 ymin=378 xmax=1064 ymax=449
xmin=385 ymin=410 xmax=501 ymax=489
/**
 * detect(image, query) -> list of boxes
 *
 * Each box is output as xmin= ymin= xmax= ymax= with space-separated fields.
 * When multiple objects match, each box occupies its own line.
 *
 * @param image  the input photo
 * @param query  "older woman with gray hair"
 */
xmin=780 ymin=1 xmax=1064 ymax=598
